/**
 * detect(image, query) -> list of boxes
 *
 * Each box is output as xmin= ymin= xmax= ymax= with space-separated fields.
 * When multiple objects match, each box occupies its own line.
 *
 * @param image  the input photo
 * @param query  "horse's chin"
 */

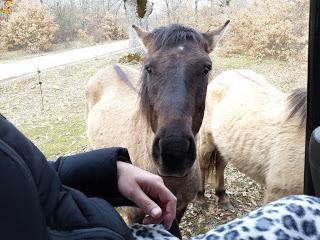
xmin=157 ymin=168 xmax=190 ymax=178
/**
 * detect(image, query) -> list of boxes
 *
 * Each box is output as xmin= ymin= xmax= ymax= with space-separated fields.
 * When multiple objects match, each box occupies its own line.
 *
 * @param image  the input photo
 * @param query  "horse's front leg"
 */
xmin=215 ymin=152 xmax=233 ymax=209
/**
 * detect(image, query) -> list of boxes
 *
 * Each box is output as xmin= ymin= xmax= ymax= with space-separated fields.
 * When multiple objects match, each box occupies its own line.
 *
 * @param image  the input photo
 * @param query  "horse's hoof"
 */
xmin=218 ymin=201 xmax=234 ymax=210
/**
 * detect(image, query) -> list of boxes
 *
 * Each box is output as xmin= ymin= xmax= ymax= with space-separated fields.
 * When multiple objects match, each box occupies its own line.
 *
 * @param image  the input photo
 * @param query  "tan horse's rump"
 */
xmin=86 ymin=22 xmax=230 ymax=224
xmin=198 ymin=69 xmax=306 ymax=205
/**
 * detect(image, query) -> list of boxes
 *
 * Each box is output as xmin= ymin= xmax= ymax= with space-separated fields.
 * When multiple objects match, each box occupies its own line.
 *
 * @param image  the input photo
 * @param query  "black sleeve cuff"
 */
xmin=51 ymin=147 xmax=134 ymax=206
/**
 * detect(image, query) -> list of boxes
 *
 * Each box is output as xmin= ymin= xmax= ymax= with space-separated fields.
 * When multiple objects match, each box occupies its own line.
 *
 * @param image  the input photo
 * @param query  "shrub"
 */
xmin=1 ymin=1 xmax=58 ymax=53
xmin=50 ymin=0 xmax=128 ymax=44
xmin=77 ymin=29 xmax=94 ymax=43
xmin=222 ymin=0 xmax=309 ymax=61
xmin=99 ymin=15 xmax=128 ymax=41
xmin=50 ymin=2 xmax=81 ymax=43
xmin=0 ymin=20 xmax=7 ymax=53
xmin=80 ymin=15 xmax=128 ymax=43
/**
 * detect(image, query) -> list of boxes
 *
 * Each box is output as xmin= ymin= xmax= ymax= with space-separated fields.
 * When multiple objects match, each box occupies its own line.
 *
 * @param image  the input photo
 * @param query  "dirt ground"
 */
xmin=0 ymin=53 xmax=307 ymax=239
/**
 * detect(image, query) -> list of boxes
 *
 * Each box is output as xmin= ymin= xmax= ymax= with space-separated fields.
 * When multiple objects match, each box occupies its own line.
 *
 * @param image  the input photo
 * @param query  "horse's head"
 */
xmin=134 ymin=22 xmax=229 ymax=177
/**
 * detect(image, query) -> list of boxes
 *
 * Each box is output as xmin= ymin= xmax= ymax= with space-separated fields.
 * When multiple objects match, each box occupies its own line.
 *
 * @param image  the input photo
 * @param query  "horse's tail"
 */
xmin=198 ymin=126 xmax=217 ymax=184
xmin=207 ymin=150 xmax=217 ymax=183
xmin=286 ymin=88 xmax=307 ymax=127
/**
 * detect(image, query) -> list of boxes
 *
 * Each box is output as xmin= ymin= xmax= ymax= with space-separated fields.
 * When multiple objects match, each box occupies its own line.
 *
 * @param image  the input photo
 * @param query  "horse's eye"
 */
xmin=204 ymin=65 xmax=212 ymax=75
xmin=145 ymin=66 xmax=152 ymax=74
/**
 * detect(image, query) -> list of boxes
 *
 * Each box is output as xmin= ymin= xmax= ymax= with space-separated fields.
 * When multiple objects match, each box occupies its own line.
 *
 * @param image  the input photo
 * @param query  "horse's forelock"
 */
xmin=152 ymin=24 xmax=203 ymax=51
xmin=287 ymin=88 xmax=307 ymax=126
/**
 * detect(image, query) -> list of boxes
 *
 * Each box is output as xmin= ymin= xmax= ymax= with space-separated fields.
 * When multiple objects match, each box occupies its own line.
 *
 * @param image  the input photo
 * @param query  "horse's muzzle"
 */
xmin=152 ymin=134 xmax=196 ymax=176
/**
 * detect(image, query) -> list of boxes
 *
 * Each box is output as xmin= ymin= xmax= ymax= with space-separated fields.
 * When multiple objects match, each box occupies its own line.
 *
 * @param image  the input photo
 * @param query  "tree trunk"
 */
xmin=124 ymin=0 xmax=153 ymax=54
xmin=165 ymin=0 xmax=171 ymax=24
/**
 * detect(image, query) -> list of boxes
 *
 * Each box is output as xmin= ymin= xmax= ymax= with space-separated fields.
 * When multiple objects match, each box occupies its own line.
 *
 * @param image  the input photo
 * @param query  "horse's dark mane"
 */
xmin=287 ymin=88 xmax=307 ymax=126
xmin=151 ymin=24 xmax=203 ymax=50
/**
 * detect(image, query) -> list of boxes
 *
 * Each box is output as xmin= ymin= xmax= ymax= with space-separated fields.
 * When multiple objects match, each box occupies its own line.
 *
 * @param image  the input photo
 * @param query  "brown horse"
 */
xmin=86 ymin=22 xmax=229 ymax=224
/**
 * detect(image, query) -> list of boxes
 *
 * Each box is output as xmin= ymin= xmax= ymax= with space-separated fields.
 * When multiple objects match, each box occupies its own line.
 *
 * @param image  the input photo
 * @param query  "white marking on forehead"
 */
xmin=178 ymin=46 xmax=184 ymax=51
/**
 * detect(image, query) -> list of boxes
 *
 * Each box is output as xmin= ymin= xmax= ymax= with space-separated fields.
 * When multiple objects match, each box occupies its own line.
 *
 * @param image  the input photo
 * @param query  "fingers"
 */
xmin=129 ymin=185 xmax=163 ymax=219
xmin=149 ymin=181 xmax=177 ymax=229
xmin=142 ymin=196 xmax=176 ymax=229
xmin=129 ymin=180 xmax=176 ymax=229
xmin=163 ymin=195 xmax=176 ymax=229
xmin=117 ymin=162 xmax=177 ymax=229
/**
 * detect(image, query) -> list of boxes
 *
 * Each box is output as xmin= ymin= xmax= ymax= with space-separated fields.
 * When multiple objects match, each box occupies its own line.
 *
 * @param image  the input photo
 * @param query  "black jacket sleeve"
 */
xmin=50 ymin=148 xmax=135 ymax=206
xmin=0 ymin=113 xmax=134 ymax=239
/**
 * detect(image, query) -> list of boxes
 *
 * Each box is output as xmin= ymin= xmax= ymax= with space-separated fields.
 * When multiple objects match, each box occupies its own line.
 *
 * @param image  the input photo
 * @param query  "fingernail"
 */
xmin=151 ymin=208 xmax=161 ymax=217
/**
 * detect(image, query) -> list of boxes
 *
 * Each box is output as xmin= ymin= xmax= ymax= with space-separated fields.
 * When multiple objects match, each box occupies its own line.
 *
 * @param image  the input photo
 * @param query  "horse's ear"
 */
xmin=132 ymin=24 xmax=154 ymax=51
xmin=202 ymin=20 xmax=230 ymax=53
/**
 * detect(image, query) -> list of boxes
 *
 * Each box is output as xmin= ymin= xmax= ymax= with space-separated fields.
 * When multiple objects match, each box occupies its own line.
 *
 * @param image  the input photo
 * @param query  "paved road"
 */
xmin=0 ymin=40 xmax=129 ymax=82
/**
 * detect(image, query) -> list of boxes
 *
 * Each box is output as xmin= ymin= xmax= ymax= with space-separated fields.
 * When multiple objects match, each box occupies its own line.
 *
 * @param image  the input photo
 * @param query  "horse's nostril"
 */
xmin=187 ymin=137 xmax=196 ymax=161
xmin=152 ymin=137 xmax=161 ymax=161
xmin=184 ymin=139 xmax=191 ymax=154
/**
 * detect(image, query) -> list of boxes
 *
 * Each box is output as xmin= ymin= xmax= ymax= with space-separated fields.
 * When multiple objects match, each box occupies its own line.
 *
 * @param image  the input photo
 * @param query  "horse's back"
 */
xmin=86 ymin=64 xmax=140 ymax=149
xmin=209 ymin=69 xmax=280 ymax=98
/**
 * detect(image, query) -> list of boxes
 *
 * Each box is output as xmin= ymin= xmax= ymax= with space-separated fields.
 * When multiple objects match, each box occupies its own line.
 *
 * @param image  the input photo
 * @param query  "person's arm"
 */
xmin=50 ymin=147 xmax=134 ymax=206
xmin=50 ymin=147 xmax=177 ymax=229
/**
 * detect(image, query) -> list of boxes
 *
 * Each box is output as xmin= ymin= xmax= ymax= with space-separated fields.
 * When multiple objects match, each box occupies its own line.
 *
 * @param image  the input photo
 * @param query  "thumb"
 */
xmin=130 ymin=187 xmax=162 ymax=218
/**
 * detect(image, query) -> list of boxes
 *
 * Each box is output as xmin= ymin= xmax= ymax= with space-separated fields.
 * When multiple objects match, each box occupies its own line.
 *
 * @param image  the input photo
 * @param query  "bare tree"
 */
xmin=232 ymin=0 xmax=248 ymax=8
xmin=195 ymin=0 xmax=200 ymax=23
xmin=164 ymin=0 xmax=183 ymax=23
xmin=124 ymin=0 xmax=153 ymax=54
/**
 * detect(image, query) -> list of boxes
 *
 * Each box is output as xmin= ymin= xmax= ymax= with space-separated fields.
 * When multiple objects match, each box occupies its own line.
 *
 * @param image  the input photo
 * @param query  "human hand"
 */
xmin=117 ymin=161 xmax=177 ymax=229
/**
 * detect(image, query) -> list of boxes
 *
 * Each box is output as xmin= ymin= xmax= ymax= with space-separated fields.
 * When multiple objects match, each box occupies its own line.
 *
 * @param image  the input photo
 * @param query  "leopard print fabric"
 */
xmin=130 ymin=224 xmax=178 ymax=240
xmin=130 ymin=195 xmax=320 ymax=240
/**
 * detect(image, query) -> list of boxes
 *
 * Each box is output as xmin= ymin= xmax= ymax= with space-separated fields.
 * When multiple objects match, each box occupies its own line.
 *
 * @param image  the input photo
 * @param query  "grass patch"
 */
xmin=20 ymin=114 xmax=89 ymax=159
xmin=213 ymin=53 xmax=297 ymax=74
